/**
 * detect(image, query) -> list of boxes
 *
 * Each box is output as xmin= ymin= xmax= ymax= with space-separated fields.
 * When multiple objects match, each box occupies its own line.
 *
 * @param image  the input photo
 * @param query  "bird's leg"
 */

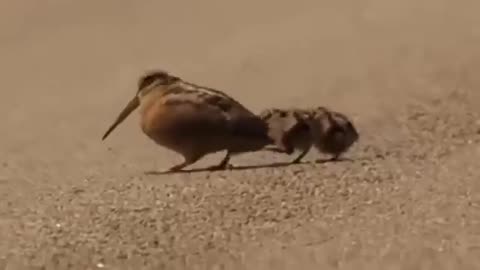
xmin=154 ymin=154 xmax=202 ymax=174
xmin=167 ymin=161 xmax=191 ymax=172
xmin=291 ymin=144 xmax=311 ymax=164
xmin=206 ymin=151 xmax=233 ymax=171
xmin=264 ymin=140 xmax=295 ymax=155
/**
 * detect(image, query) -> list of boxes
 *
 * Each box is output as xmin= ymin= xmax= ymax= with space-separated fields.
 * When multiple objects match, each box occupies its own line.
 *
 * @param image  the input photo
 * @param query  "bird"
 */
xmin=259 ymin=106 xmax=359 ymax=163
xmin=258 ymin=108 xmax=313 ymax=163
xmin=101 ymin=70 xmax=274 ymax=173
xmin=305 ymin=106 xmax=359 ymax=161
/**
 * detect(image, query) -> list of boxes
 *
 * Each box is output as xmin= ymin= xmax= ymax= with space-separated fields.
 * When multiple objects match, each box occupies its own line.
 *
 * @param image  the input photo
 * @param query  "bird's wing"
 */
xmin=183 ymin=81 xmax=258 ymax=116
xmin=164 ymin=82 xmax=271 ymax=141
xmin=201 ymin=93 xmax=271 ymax=141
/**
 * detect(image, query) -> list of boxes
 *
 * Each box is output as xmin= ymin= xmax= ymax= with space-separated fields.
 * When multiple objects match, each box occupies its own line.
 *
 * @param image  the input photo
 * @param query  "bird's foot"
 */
xmin=291 ymin=158 xmax=303 ymax=164
xmin=314 ymin=155 xmax=347 ymax=164
xmin=329 ymin=156 xmax=339 ymax=161
xmin=144 ymin=162 xmax=189 ymax=175
xmin=206 ymin=162 xmax=234 ymax=171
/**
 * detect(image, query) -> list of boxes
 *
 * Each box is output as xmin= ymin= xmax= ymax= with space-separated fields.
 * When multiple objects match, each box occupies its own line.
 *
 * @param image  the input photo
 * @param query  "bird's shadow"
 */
xmin=144 ymin=157 xmax=353 ymax=176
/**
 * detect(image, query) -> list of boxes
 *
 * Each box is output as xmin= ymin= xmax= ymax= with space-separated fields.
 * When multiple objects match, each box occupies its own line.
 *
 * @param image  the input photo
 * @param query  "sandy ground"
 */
xmin=1 ymin=0 xmax=480 ymax=269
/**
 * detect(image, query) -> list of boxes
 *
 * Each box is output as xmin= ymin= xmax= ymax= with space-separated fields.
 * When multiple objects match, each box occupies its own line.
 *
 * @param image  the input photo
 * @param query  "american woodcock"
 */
xmin=102 ymin=70 xmax=273 ymax=172
xmin=259 ymin=106 xmax=359 ymax=163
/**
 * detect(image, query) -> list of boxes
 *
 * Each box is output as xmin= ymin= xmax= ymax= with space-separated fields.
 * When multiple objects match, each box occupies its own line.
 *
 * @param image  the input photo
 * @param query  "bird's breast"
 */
xmin=138 ymin=95 xmax=175 ymax=143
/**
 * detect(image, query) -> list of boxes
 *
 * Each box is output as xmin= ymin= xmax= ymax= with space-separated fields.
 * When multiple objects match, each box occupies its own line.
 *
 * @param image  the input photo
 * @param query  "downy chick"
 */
xmin=258 ymin=108 xmax=313 ymax=163
xmin=259 ymin=106 xmax=359 ymax=163
xmin=300 ymin=106 xmax=360 ymax=161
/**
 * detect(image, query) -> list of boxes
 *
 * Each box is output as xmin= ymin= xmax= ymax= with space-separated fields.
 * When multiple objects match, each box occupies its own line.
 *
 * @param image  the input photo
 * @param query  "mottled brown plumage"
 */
xmin=259 ymin=106 xmax=359 ymax=163
xmin=259 ymin=108 xmax=313 ymax=163
xmin=307 ymin=107 xmax=359 ymax=160
xmin=102 ymin=70 xmax=273 ymax=172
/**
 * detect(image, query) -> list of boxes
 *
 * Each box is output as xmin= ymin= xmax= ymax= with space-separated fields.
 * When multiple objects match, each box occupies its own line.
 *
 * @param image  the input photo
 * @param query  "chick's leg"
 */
xmin=291 ymin=144 xmax=311 ymax=164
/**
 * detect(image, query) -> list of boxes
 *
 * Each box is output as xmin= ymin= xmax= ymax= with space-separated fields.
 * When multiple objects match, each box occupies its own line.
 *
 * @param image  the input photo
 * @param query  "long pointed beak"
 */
xmin=101 ymin=96 xmax=140 ymax=140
